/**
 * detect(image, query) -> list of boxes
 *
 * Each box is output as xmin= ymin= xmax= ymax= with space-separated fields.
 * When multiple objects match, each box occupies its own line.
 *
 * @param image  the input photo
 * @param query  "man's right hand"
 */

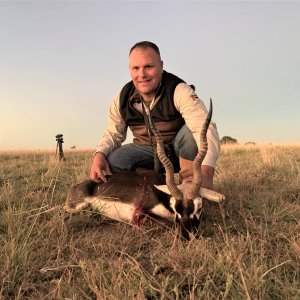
xmin=89 ymin=152 xmax=112 ymax=182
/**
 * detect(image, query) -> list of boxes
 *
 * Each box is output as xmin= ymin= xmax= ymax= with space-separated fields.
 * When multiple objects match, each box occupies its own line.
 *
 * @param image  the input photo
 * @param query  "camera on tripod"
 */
xmin=56 ymin=134 xmax=64 ymax=142
xmin=55 ymin=134 xmax=65 ymax=161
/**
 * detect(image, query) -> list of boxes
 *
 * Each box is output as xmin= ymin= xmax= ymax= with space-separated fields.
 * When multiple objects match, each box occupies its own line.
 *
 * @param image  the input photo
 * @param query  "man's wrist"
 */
xmin=93 ymin=151 xmax=106 ymax=159
xmin=201 ymin=165 xmax=214 ymax=189
xmin=201 ymin=165 xmax=215 ymax=176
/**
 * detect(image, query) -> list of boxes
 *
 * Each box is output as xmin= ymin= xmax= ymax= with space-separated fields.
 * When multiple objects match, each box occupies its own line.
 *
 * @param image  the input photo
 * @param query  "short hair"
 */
xmin=129 ymin=41 xmax=161 ymax=57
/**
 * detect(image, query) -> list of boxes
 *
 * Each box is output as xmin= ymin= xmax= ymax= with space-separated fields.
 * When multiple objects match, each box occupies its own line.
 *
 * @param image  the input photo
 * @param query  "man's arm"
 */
xmin=181 ymin=165 xmax=215 ymax=189
xmin=174 ymin=83 xmax=220 ymax=189
xmin=174 ymin=83 xmax=221 ymax=169
xmin=200 ymin=165 xmax=215 ymax=190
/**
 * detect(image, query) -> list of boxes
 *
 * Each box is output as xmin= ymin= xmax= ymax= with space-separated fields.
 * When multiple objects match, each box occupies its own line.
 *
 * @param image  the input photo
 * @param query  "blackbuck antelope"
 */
xmin=64 ymin=99 xmax=225 ymax=239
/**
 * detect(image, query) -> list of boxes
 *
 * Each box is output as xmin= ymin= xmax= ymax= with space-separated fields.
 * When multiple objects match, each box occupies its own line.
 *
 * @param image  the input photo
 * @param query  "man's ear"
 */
xmin=154 ymin=184 xmax=170 ymax=195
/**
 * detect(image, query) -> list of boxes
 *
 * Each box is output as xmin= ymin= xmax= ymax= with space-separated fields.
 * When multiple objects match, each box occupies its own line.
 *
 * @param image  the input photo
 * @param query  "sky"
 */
xmin=1 ymin=1 xmax=299 ymax=150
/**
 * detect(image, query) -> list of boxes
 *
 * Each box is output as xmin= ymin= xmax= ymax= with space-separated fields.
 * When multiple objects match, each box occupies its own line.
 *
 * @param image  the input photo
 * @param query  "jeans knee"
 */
xmin=107 ymin=151 xmax=131 ymax=173
xmin=174 ymin=125 xmax=198 ymax=160
xmin=107 ymin=143 xmax=154 ymax=173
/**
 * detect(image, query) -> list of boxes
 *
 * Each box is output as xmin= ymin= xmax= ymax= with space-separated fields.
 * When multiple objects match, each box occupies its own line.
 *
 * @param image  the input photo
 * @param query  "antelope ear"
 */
xmin=199 ymin=187 xmax=225 ymax=202
xmin=154 ymin=185 xmax=171 ymax=195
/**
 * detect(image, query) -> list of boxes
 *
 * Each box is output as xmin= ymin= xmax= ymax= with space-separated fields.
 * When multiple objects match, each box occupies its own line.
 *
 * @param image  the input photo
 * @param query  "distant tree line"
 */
xmin=220 ymin=136 xmax=257 ymax=145
xmin=221 ymin=136 xmax=238 ymax=144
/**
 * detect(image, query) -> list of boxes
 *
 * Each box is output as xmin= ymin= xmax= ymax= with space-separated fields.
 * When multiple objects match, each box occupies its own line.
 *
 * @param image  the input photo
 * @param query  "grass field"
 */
xmin=0 ymin=145 xmax=299 ymax=299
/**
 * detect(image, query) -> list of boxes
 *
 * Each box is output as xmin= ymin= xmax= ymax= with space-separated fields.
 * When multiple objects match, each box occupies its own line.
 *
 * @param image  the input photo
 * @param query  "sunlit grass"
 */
xmin=0 ymin=145 xmax=299 ymax=299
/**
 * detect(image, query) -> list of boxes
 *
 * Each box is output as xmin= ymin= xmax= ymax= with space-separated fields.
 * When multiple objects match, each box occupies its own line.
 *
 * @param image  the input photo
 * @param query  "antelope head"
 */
xmin=146 ymin=98 xmax=225 ymax=239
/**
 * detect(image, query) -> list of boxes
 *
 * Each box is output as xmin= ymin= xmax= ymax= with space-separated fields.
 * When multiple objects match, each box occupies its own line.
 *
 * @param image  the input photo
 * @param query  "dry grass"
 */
xmin=0 ymin=145 xmax=299 ymax=299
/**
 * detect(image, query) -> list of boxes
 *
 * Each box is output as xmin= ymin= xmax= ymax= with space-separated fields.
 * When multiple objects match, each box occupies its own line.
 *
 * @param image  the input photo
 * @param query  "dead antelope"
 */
xmin=64 ymin=99 xmax=225 ymax=239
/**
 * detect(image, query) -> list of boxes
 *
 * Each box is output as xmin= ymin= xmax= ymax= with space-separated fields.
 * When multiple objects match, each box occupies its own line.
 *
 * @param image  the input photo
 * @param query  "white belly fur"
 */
xmin=85 ymin=197 xmax=174 ymax=222
xmin=150 ymin=203 xmax=174 ymax=220
xmin=86 ymin=196 xmax=134 ymax=222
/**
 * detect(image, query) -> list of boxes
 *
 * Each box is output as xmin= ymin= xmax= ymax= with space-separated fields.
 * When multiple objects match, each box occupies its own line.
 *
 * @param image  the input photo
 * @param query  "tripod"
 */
xmin=55 ymin=134 xmax=66 ymax=161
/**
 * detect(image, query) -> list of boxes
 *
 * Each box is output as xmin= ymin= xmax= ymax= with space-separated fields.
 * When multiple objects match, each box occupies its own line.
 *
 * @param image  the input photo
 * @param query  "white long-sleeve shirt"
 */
xmin=95 ymin=82 xmax=220 ymax=168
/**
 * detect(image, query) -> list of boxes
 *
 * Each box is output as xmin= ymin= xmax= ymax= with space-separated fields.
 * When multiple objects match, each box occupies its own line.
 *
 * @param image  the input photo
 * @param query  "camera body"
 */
xmin=56 ymin=134 xmax=64 ymax=143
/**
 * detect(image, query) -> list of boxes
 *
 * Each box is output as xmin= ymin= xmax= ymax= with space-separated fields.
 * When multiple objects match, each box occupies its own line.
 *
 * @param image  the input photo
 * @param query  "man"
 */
xmin=90 ymin=41 xmax=220 ymax=189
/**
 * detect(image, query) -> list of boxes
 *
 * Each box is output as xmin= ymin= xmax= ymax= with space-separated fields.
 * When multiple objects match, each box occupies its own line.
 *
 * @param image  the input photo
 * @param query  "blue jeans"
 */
xmin=107 ymin=125 xmax=198 ymax=173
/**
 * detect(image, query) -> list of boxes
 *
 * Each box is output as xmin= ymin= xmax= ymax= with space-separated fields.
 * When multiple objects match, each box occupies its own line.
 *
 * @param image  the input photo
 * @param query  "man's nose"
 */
xmin=138 ymin=68 xmax=146 ymax=77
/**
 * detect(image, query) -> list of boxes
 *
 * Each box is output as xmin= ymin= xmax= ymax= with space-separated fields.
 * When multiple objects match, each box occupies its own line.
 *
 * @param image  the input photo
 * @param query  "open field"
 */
xmin=0 ymin=145 xmax=299 ymax=299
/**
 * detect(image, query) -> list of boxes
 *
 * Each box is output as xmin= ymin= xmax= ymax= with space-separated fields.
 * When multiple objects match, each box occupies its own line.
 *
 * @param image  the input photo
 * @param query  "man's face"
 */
xmin=129 ymin=47 xmax=163 ymax=101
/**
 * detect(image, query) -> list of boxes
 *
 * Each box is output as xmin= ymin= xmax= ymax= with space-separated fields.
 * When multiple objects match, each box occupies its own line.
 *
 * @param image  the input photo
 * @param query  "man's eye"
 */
xmin=145 ymin=65 xmax=153 ymax=69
